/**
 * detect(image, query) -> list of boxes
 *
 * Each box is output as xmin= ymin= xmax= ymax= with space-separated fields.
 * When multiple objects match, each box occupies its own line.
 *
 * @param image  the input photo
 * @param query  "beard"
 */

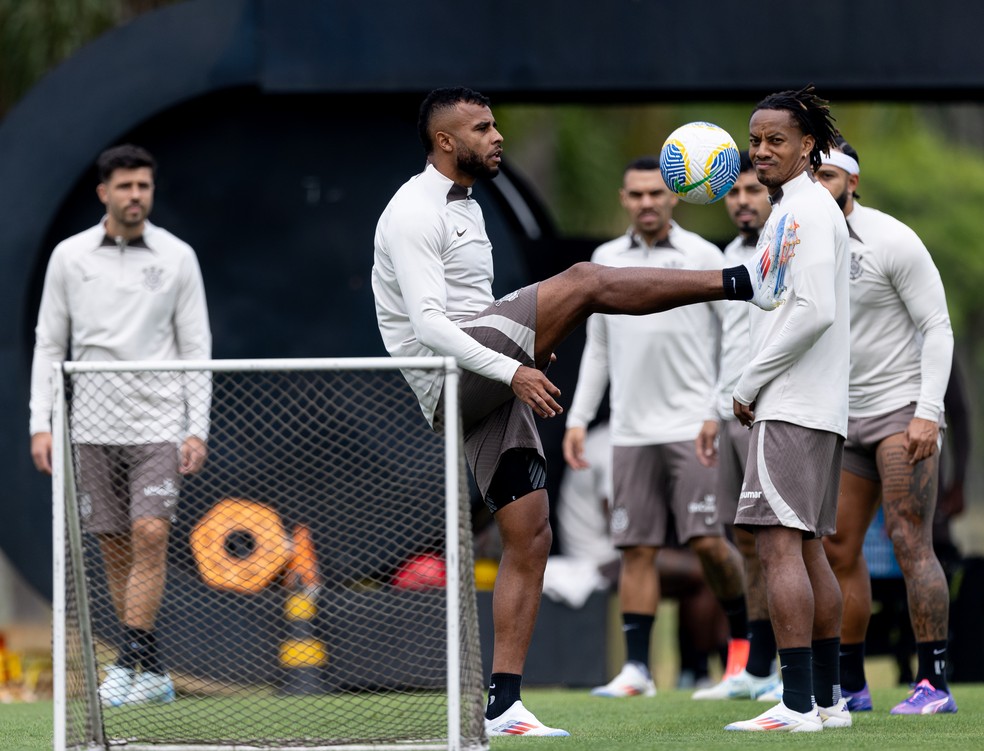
xmin=833 ymin=188 xmax=849 ymax=210
xmin=457 ymin=148 xmax=499 ymax=181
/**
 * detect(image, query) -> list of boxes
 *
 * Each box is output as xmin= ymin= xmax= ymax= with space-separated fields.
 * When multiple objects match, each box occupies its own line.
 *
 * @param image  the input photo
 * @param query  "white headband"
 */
xmin=821 ymin=150 xmax=860 ymax=176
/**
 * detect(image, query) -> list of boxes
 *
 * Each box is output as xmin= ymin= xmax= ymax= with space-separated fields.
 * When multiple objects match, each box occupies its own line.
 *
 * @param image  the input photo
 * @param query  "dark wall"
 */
xmin=2 ymin=0 xmax=982 ymax=596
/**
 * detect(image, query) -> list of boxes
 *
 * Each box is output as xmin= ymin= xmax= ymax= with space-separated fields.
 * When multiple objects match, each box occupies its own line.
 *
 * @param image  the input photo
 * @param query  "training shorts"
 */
xmin=609 ymin=439 xmax=722 ymax=548
xmin=734 ymin=420 xmax=843 ymax=539
xmin=452 ymin=284 xmax=544 ymax=504
xmin=75 ymin=442 xmax=181 ymax=534
xmin=716 ymin=418 xmax=751 ymax=525
xmin=842 ymin=402 xmax=945 ymax=482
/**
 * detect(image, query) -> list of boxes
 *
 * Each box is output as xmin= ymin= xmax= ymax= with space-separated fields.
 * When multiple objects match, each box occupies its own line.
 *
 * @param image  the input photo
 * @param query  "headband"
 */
xmin=820 ymin=150 xmax=860 ymax=176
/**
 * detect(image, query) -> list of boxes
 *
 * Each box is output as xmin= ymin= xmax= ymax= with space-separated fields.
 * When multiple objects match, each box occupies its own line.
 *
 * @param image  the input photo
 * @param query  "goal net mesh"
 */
xmin=54 ymin=359 xmax=486 ymax=750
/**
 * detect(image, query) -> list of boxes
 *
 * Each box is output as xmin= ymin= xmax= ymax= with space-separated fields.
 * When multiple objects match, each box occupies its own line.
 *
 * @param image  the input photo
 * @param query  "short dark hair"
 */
xmin=833 ymin=134 xmax=860 ymax=166
xmin=753 ymin=84 xmax=838 ymax=172
xmin=624 ymin=155 xmax=660 ymax=174
xmin=417 ymin=87 xmax=492 ymax=154
xmin=832 ymin=134 xmax=861 ymax=200
xmin=96 ymin=144 xmax=156 ymax=183
xmin=739 ymin=149 xmax=753 ymax=173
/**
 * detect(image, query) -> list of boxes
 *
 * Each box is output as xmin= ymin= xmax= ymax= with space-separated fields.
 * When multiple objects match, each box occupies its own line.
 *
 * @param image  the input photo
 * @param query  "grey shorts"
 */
xmin=454 ymin=284 xmax=543 ymax=501
xmin=735 ymin=420 xmax=843 ymax=539
xmin=716 ymin=418 xmax=751 ymax=525
xmin=609 ymin=440 xmax=722 ymax=548
xmin=75 ymin=443 xmax=181 ymax=534
xmin=843 ymin=403 xmax=945 ymax=481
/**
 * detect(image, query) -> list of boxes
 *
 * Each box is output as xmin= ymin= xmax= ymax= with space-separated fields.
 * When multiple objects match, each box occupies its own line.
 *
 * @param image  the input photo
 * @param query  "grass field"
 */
xmin=2 ymin=683 xmax=983 ymax=751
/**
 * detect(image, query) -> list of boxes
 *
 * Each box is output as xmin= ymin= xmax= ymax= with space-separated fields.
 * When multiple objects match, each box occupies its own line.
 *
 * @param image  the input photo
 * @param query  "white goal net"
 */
xmin=52 ymin=357 xmax=487 ymax=751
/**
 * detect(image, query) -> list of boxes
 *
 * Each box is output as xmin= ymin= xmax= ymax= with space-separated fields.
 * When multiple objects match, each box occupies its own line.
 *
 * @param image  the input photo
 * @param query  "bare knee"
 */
xmin=131 ymin=519 xmax=170 ymax=559
xmin=689 ymin=535 xmax=733 ymax=568
xmin=822 ymin=533 xmax=862 ymax=577
xmin=556 ymin=262 xmax=607 ymax=310
xmin=497 ymin=497 xmax=553 ymax=567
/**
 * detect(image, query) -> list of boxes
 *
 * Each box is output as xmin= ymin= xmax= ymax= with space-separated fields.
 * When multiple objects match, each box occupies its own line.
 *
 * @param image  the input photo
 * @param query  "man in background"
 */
xmin=30 ymin=144 xmax=211 ymax=707
xmin=563 ymin=157 xmax=750 ymax=701
xmin=816 ymin=136 xmax=956 ymax=715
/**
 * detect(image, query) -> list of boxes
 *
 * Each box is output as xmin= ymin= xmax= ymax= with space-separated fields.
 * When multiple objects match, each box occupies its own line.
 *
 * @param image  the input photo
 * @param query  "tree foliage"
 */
xmin=0 ymin=0 xmax=179 ymax=116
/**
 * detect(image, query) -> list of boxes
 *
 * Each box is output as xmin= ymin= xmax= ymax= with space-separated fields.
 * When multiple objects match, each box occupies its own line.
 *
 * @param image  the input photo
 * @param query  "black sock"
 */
xmin=812 ymin=637 xmax=841 ymax=707
xmin=623 ymin=613 xmax=654 ymax=669
xmin=723 ymin=265 xmax=753 ymax=300
xmin=117 ymin=627 xmax=161 ymax=674
xmin=839 ymin=641 xmax=866 ymax=692
xmin=486 ymin=673 xmax=522 ymax=720
xmin=746 ymin=619 xmax=777 ymax=677
xmin=719 ymin=595 xmax=748 ymax=641
xmin=777 ymin=647 xmax=813 ymax=713
xmin=916 ymin=640 xmax=949 ymax=691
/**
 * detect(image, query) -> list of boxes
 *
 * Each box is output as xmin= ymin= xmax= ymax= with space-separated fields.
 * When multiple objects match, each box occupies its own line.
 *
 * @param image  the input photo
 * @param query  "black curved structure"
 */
xmin=1 ymin=0 xmax=981 ymax=598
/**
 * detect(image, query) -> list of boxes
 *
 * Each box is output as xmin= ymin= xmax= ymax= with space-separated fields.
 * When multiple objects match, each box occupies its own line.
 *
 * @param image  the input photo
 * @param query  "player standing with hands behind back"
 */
xmin=30 ymin=144 xmax=212 ymax=707
xmin=723 ymin=86 xmax=852 ymax=733
xmin=372 ymin=86 xmax=793 ymax=737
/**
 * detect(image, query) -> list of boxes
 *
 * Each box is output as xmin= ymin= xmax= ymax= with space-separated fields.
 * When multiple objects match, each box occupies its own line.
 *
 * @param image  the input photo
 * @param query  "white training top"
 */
xmin=30 ymin=220 xmax=212 ymax=444
xmin=712 ymin=236 xmax=757 ymax=421
xmin=733 ymin=172 xmax=851 ymax=436
xmin=844 ymin=202 xmax=953 ymax=419
xmin=372 ymin=164 xmax=521 ymax=426
xmin=565 ymin=224 xmax=724 ymax=445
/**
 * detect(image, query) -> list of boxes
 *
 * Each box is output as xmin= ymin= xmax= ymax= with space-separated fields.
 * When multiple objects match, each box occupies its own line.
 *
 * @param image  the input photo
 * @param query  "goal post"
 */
xmin=52 ymin=357 xmax=487 ymax=751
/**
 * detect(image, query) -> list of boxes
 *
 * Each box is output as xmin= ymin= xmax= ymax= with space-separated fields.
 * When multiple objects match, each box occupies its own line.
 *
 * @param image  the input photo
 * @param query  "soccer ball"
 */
xmin=659 ymin=122 xmax=740 ymax=205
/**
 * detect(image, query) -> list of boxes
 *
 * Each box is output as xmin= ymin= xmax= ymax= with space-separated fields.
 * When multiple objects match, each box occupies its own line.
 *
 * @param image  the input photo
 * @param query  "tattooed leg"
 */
xmin=877 ymin=434 xmax=948 ymax=642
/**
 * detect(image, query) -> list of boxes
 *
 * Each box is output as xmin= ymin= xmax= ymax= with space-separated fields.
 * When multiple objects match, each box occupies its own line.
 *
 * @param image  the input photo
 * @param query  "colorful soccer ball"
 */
xmin=659 ymin=122 xmax=741 ymax=205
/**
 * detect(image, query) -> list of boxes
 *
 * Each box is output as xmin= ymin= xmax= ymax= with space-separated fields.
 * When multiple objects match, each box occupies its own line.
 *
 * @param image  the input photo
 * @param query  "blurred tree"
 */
xmin=0 ymin=0 xmax=179 ymax=116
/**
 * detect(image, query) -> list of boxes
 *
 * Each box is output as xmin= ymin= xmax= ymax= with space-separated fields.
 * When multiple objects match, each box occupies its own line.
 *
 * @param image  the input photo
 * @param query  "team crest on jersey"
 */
xmin=850 ymin=251 xmax=864 ymax=281
xmin=610 ymin=507 xmax=629 ymax=534
xmin=143 ymin=266 xmax=164 ymax=290
xmin=494 ymin=290 xmax=520 ymax=307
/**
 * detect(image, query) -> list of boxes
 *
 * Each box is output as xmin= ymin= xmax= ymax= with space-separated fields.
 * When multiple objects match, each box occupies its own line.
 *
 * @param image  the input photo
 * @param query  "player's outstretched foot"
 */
xmin=99 ymin=665 xmax=135 ymax=708
xmin=590 ymin=661 xmax=656 ymax=698
xmin=843 ymin=683 xmax=873 ymax=712
xmin=725 ymin=701 xmax=822 ymax=732
xmin=126 ymin=671 xmax=175 ymax=705
xmin=745 ymin=216 xmax=796 ymax=310
xmin=484 ymin=701 xmax=570 ymax=737
xmin=818 ymin=698 xmax=852 ymax=728
xmin=693 ymin=669 xmax=781 ymax=701
xmin=889 ymin=679 xmax=957 ymax=715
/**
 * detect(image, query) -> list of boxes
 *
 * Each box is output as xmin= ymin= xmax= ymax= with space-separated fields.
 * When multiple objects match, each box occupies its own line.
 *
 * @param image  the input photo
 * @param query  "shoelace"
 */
xmin=904 ymin=684 xmax=935 ymax=704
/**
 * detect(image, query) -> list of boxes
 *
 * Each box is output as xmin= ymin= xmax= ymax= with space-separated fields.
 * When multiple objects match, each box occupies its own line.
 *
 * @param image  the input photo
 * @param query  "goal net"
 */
xmin=52 ymin=357 xmax=487 ymax=751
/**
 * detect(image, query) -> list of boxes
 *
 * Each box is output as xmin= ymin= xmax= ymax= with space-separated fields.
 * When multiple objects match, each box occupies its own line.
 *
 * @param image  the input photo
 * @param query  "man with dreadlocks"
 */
xmin=723 ymin=86 xmax=852 ymax=733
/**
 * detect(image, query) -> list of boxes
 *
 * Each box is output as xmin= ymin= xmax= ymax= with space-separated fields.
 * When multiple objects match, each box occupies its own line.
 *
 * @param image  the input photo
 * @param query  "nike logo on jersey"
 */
xmin=456 ymin=228 xmax=467 ymax=237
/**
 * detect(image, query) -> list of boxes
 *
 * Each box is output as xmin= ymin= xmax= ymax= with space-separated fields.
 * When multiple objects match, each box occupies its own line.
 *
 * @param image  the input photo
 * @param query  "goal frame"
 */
xmin=52 ymin=356 xmax=485 ymax=751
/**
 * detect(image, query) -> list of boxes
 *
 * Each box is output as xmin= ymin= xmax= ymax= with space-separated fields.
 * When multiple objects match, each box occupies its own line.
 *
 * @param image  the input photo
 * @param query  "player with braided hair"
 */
xmin=724 ymin=86 xmax=853 ymax=732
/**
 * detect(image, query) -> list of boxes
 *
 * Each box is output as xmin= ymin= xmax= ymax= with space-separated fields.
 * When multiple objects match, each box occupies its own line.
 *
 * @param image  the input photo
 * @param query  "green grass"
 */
xmin=3 ymin=684 xmax=984 ymax=750
xmin=0 ymin=701 xmax=51 ymax=751
xmin=504 ymin=685 xmax=984 ymax=750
